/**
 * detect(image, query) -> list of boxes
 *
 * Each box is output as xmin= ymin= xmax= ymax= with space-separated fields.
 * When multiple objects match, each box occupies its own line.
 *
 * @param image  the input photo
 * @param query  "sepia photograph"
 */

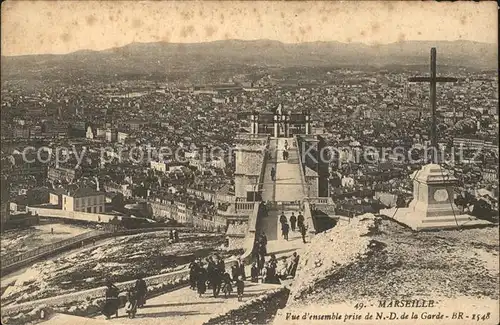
xmin=0 ymin=1 xmax=498 ymax=324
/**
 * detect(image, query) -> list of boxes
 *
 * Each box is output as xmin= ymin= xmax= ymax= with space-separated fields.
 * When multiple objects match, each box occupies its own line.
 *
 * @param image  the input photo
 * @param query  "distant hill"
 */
xmin=1 ymin=40 xmax=496 ymax=81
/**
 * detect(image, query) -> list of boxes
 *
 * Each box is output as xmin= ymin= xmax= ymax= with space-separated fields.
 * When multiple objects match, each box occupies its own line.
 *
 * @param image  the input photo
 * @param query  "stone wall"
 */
xmin=234 ymin=148 xmax=265 ymax=198
xmin=227 ymin=235 xmax=245 ymax=250
xmin=26 ymin=207 xmax=116 ymax=223
xmin=305 ymin=176 xmax=319 ymax=197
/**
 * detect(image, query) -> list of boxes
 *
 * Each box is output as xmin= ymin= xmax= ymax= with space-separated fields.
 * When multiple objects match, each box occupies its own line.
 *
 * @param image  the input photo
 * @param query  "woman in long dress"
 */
xmin=196 ymin=264 xmax=207 ymax=297
xmin=102 ymin=281 xmax=120 ymax=319
xmin=221 ymin=271 xmax=233 ymax=298
xmin=189 ymin=258 xmax=198 ymax=290
xmin=125 ymin=289 xmax=138 ymax=319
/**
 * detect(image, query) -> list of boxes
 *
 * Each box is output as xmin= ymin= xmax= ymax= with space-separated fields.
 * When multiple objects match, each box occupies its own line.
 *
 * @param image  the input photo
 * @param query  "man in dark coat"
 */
xmin=271 ymin=167 xmax=276 ymax=181
xmin=237 ymin=257 xmax=246 ymax=280
xmin=279 ymin=212 xmax=287 ymax=225
xmin=196 ymin=263 xmax=207 ymax=297
xmin=260 ymin=232 xmax=267 ymax=247
xmin=282 ymin=222 xmax=289 ymax=240
xmin=297 ymin=212 xmax=304 ymax=230
xmin=206 ymin=257 xmax=220 ymax=297
xmin=216 ymin=255 xmax=225 ymax=274
xmin=189 ymin=258 xmax=198 ymax=290
xmin=279 ymin=212 xmax=287 ymax=238
xmin=300 ymin=223 xmax=307 ymax=243
xmin=289 ymin=212 xmax=297 ymax=231
xmin=134 ymin=276 xmax=147 ymax=308
xmin=231 ymin=262 xmax=240 ymax=282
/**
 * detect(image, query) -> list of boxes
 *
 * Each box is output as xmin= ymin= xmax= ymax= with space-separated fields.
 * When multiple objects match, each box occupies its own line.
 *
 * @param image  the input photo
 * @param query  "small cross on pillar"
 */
xmin=408 ymin=48 xmax=458 ymax=163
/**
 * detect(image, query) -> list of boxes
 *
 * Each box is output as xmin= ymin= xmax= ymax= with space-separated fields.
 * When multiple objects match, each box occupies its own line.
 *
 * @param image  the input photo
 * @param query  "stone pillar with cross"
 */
xmin=380 ymin=47 xmax=492 ymax=231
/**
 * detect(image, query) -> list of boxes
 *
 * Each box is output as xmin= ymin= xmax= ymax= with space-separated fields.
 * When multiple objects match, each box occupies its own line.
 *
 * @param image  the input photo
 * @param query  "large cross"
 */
xmin=408 ymin=47 xmax=457 ymax=162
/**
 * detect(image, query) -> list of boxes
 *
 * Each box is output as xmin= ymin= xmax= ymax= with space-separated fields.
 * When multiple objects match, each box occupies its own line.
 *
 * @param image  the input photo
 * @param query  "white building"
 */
xmin=105 ymin=129 xmax=117 ymax=142
xmin=117 ymin=131 xmax=129 ymax=144
xmin=341 ymin=176 xmax=355 ymax=188
xmin=96 ymin=128 xmax=106 ymax=138
xmin=61 ymin=187 xmax=106 ymax=213
xmin=168 ymin=165 xmax=183 ymax=173
xmin=150 ymin=161 xmax=167 ymax=173
xmin=86 ymin=126 xmax=94 ymax=139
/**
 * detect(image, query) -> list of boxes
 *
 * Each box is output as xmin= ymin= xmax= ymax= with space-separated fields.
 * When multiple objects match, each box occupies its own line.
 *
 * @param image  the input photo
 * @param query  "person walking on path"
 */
xmin=288 ymin=252 xmax=300 ymax=278
xmin=221 ymin=271 xmax=233 ymax=298
xmin=270 ymin=166 xmax=276 ymax=181
xmin=216 ymin=255 xmax=225 ymax=275
xmin=196 ymin=262 xmax=207 ymax=297
xmin=300 ymin=223 xmax=307 ymax=244
xmin=125 ymin=288 xmax=138 ymax=319
xmin=279 ymin=212 xmax=287 ymax=239
xmin=250 ymin=261 xmax=259 ymax=283
xmin=207 ymin=257 xmax=220 ymax=297
xmin=102 ymin=281 xmax=120 ymax=319
xmin=282 ymin=222 xmax=289 ymax=241
xmin=260 ymin=232 xmax=267 ymax=247
xmin=237 ymin=256 xmax=246 ymax=280
xmin=134 ymin=275 xmax=147 ymax=308
xmin=236 ymin=276 xmax=245 ymax=301
xmin=279 ymin=211 xmax=287 ymax=224
xmin=297 ymin=211 xmax=304 ymax=231
xmin=231 ymin=262 xmax=241 ymax=283
xmin=289 ymin=213 xmax=297 ymax=232
xmin=189 ymin=258 xmax=198 ymax=290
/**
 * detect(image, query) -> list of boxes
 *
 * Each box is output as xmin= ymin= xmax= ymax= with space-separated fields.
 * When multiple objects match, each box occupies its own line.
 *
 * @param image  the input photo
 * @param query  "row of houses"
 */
xmin=85 ymin=126 xmax=130 ymax=143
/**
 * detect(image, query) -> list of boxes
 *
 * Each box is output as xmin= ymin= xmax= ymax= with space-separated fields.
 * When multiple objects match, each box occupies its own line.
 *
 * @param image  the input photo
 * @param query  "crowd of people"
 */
xmin=100 ymin=231 xmax=302 ymax=319
xmin=251 ymin=231 xmax=301 ymax=283
xmin=279 ymin=211 xmax=307 ymax=243
xmin=188 ymin=255 xmax=246 ymax=301
xmin=250 ymin=251 xmax=300 ymax=285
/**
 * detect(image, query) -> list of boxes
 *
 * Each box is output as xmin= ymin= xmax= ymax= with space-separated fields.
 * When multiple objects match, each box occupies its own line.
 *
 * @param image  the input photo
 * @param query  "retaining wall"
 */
xmin=26 ymin=207 xmax=116 ymax=223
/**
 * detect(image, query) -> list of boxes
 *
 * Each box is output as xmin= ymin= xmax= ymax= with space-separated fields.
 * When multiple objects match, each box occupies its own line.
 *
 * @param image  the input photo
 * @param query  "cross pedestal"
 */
xmin=381 ymin=164 xmax=492 ymax=231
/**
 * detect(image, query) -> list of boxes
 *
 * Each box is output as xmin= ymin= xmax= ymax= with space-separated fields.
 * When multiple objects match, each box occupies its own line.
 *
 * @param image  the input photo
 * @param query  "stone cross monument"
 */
xmin=381 ymin=48 xmax=491 ymax=231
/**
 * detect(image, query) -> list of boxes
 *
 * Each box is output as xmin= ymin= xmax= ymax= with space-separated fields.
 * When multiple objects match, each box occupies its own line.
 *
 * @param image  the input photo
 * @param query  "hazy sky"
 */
xmin=1 ymin=1 xmax=497 ymax=56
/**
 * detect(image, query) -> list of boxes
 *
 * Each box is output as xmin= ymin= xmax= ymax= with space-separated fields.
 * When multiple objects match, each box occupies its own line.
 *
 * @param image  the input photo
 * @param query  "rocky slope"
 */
xmin=1 ymin=232 xmax=228 ymax=305
xmin=273 ymin=215 xmax=499 ymax=324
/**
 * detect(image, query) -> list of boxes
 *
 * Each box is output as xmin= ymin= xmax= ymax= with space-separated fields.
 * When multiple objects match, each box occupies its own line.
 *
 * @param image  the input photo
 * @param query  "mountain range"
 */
xmin=1 ymin=40 xmax=497 ymax=81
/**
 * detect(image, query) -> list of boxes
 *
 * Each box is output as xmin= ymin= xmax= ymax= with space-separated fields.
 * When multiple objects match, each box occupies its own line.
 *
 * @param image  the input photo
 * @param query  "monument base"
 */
xmin=381 ymin=207 xmax=493 ymax=231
